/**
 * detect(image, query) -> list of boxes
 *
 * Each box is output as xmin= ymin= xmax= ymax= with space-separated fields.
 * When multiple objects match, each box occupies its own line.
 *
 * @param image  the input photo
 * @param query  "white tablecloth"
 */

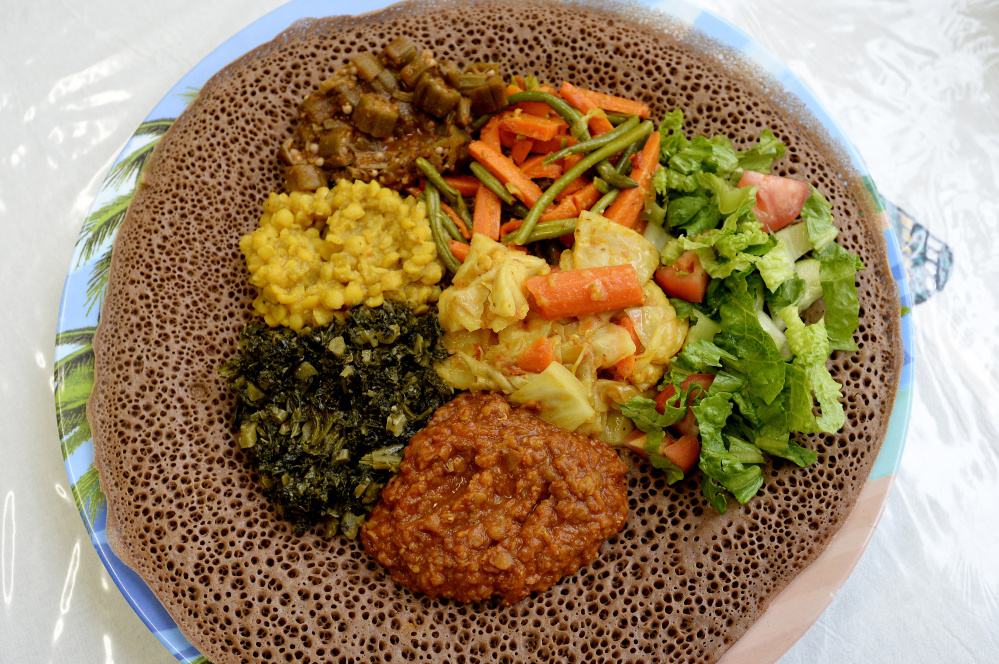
xmin=2 ymin=1 xmax=996 ymax=662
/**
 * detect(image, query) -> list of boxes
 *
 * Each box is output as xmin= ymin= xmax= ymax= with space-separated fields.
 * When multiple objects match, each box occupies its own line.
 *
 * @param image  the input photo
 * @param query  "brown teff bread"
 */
xmin=88 ymin=1 xmax=904 ymax=663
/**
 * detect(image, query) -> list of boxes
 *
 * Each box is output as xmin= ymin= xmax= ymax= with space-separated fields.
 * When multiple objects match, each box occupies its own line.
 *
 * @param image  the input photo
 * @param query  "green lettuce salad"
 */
xmin=623 ymin=110 xmax=864 ymax=513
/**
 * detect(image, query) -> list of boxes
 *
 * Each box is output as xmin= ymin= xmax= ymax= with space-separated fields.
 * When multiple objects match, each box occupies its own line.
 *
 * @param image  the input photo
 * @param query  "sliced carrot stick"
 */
xmin=526 ymin=264 xmax=645 ymax=319
xmin=536 ymin=83 xmax=561 ymax=96
xmin=507 ymin=83 xmax=524 ymax=96
xmin=513 ymin=100 xmax=567 ymax=120
xmin=500 ymin=114 xmax=563 ymax=142
xmin=604 ymin=131 xmax=661 ymax=229
xmin=577 ymin=87 xmax=651 ymax=118
xmin=510 ymin=137 xmax=534 ymax=165
xmin=560 ymin=153 xmax=583 ymax=172
xmin=499 ymin=128 xmax=517 ymax=149
xmin=499 ymin=218 xmax=522 ymax=237
xmin=516 ymin=336 xmax=555 ymax=373
xmin=570 ymin=182 xmax=603 ymax=213
xmin=539 ymin=197 xmax=577 ymax=222
xmin=480 ymin=116 xmax=503 ymax=151
xmin=555 ymin=175 xmax=589 ymax=202
xmin=613 ymin=354 xmax=637 ymax=380
xmin=472 ymin=183 xmax=502 ymax=240
xmin=520 ymin=155 xmax=562 ymax=180
xmin=449 ymin=239 xmax=470 ymax=262
xmin=617 ymin=315 xmax=642 ymax=350
xmin=443 ymin=175 xmax=481 ymax=197
xmin=468 ymin=140 xmax=544 ymax=207
xmin=405 ymin=186 xmax=423 ymax=199
xmin=441 ymin=202 xmax=471 ymax=240
xmin=531 ymin=134 xmax=574 ymax=154
xmin=559 ymin=81 xmax=615 ymax=136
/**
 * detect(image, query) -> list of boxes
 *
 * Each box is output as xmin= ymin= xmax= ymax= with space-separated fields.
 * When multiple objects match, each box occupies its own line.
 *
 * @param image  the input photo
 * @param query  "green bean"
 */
xmin=605 ymin=112 xmax=634 ymax=126
xmin=615 ymin=138 xmax=641 ymax=174
xmin=440 ymin=209 xmax=467 ymax=244
xmin=507 ymin=91 xmax=637 ymax=189
xmin=424 ymin=184 xmax=461 ymax=273
xmin=415 ymin=157 xmax=472 ymax=228
xmin=543 ymin=115 xmax=640 ymax=164
xmin=507 ymin=91 xmax=584 ymax=136
xmin=590 ymin=189 xmax=621 ymax=215
xmin=592 ymin=177 xmax=611 ymax=194
xmin=469 ymin=162 xmax=516 ymax=205
xmin=469 ymin=162 xmax=530 ymax=216
xmin=471 ymin=112 xmax=495 ymax=132
xmin=596 ymin=162 xmax=637 ymax=189
xmin=502 ymin=217 xmax=577 ymax=244
xmin=509 ymin=120 xmax=654 ymax=245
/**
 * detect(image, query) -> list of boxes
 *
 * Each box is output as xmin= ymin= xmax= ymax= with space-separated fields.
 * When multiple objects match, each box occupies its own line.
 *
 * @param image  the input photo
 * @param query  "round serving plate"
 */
xmin=53 ymin=1 xmax=915 ymax=662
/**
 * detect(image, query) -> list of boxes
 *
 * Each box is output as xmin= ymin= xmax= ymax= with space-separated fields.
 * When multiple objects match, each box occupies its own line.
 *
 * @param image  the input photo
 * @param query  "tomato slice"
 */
xmin=738 ymin=170 xmax=810 ymax=232
xmin=654 ymin=374 xmax=715 ymax=437
xmin=654 ymin=250 xmax=709 ymax=303
xmin=662 ymin=435 xmax=701 ymax=474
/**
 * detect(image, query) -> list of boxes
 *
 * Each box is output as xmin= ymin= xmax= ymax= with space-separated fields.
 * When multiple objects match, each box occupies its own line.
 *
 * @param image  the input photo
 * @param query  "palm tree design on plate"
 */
xmin=54 ymin=105 xmax=186 ymax=528
xmin=53 ymin=87 xmax=214 ymax=664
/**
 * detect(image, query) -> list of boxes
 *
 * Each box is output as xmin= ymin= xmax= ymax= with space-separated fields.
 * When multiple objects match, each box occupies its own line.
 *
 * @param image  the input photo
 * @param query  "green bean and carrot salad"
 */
xmin=404 ymin=77 xmax=660 ymax=268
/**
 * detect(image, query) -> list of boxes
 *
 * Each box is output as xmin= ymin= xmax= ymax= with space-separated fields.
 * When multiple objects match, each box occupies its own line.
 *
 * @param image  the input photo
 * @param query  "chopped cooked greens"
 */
xmin=218 ymin=302 xmax=452 ymax=537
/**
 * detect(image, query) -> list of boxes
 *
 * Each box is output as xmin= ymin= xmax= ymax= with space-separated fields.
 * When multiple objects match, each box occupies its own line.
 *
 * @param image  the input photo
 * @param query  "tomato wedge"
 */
xmin=738 ymin=170 xmax=810 ymax=232
xmin=654 ymin=250 xmax=709 ymax=303
xmin=662 ymin=435 xmax=701 ymax=474
xmin=654 ymin=374 xmax=715 ymax=438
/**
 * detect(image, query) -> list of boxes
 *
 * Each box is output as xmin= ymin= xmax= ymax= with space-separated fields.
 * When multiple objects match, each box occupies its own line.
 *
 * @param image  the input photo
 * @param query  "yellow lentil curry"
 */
xmin=240 ymin=179 xmax=444 ymax=329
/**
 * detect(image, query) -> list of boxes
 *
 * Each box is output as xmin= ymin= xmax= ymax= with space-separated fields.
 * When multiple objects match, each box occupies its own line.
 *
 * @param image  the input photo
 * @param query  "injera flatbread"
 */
xmin=88 ymin=1 xmax=904 ymax=662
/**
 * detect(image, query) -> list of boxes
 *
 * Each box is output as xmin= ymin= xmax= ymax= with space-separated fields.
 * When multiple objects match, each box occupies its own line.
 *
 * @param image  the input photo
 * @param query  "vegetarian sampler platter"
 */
xmin=83 ymin=1 xmax=904 ymax=663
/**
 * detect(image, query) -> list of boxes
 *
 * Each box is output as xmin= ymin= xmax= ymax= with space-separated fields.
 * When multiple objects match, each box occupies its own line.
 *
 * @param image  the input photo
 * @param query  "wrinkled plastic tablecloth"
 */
xmin=1 ymin=0 xmax=997 ymax=662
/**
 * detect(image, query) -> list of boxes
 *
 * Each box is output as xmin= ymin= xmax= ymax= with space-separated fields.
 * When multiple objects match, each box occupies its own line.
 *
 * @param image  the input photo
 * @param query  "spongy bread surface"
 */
xmin=87 ymin=1 xmax=904 ymax=662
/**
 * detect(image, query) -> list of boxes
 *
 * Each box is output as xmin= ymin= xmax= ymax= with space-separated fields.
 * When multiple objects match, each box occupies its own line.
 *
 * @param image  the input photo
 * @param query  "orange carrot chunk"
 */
xmin=516 ymin=336 xmax=555 ymax=373
xmin=526 ymin=264 xmax=645 ymax=319
xmin=449 ymin=239 xmax=470 ymax=262
xmin=559 ymin=81 xmax=615 ymax=136
xmin=604 ymin=131 xmax=661 ymax=229
xmin=472 ymin=183 xmax=502 ymax=240
xmin=570 ymin=182 xmax=603 ymax=212
xmin=539 ymin=197 xmax=577 ymax=222
xmin=531 ymin=134 xmax=574 ymax=154
xmin=520 ymin=154 xmax=562 ymax=180
xmin=480 ymin=116 xmax=504 ymax=151
xmin=468 ymin=140 xmax=544 ymax=207
xmin=555 ymin=175 xmax=589 ymax=202
xmin=499 ymin=114 xmax=563 ymax=142
xmin=577 ymin=87 xmax=651 ymax=118
xmin=617 ymin=315 xmax=642 ymax=350
xmin=443 ymin=175 xmax=482 ymax=197
xmin=510 ymin=137 xmax=534 ymax=165
xmin=613 ymin=354 xmax=637 ymax=380
xmin=499 ymin=218 xmax=523 ymax=238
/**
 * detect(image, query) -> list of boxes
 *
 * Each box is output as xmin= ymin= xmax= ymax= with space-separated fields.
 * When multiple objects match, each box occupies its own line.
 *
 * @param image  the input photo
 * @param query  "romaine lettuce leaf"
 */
xmin=801 ymin=187 xmax=839 ymax=251
xmin=779 ymin=306 xmax=847 ymax=433
xmin=717 ymin=291 xmax=786 ymax=405
xmin=736 ymin=128 xmax=787 ymax=174
xmin=817 ymin=242 xmax=864 ymax=351
xmin=756 ymin=240 xmax=795 ymax=291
